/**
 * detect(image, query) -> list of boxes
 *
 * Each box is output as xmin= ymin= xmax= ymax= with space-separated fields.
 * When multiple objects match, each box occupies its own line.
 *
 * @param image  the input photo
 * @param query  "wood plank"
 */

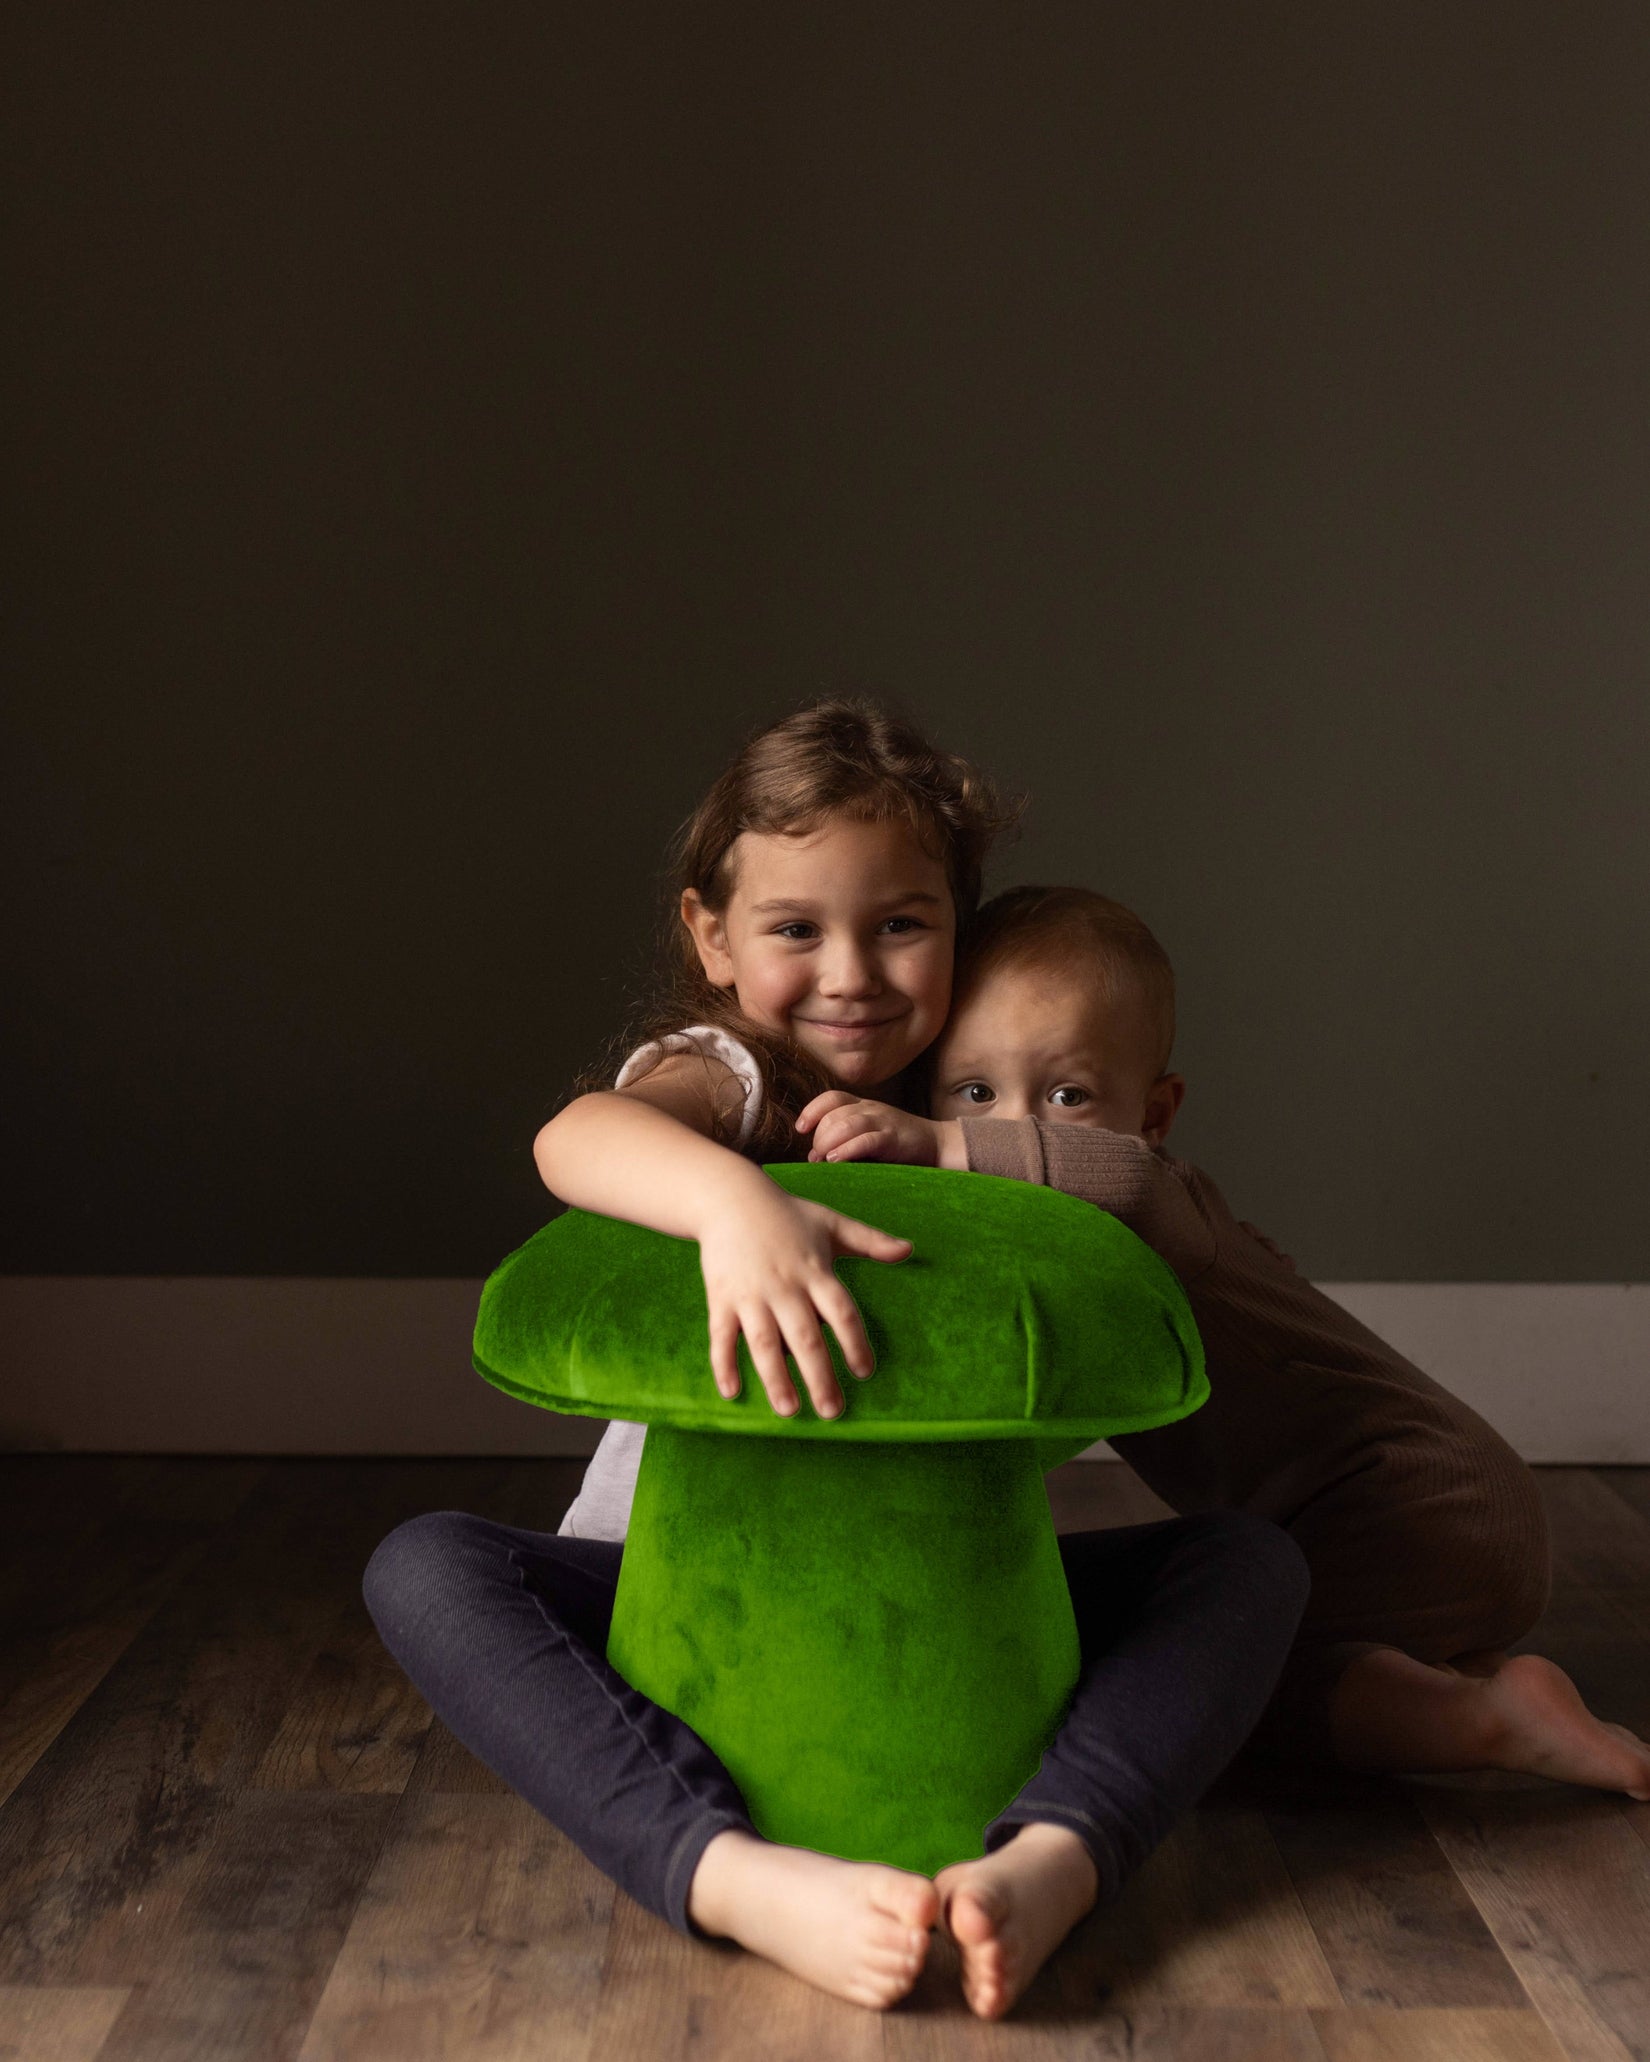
xmin=1413 ymin=1783 xmax=1650 ymax=2062
xmin=0 ymin=1521 xmax=209 ymax=1811
xmin=250 ymin=1602 xmax=435 ymax=1794
xmin=1254 ymin=1769 xmax=1526 ymax=2009
xmin=1534 ymin=1468 xmax=1650 ymax=1621
xmin=1591 ymin=1467 xmax=1650 ymax=1532
xmin=587 ymin=1887 xmax=904 ymax=2061
xmin=0 ymin=1987 xmax=129 ymax=2062
xmin=299 ymin=1791 xmax=614 ymax=2062
xmin=0 ymin=1462 xmax=515 ymax=1987
xmin=1067 ymin=1802 xmax=1342 ymax=2011
xmin=94 ymin=1792 xmax=394 ymax=2062
xmin=252 ymin=1451 xmax=606 ymax=1789
xmin=0 ymin=1460 xmax=266 ymax=1533
xmin=887 ymin=1924 xmax=1089 ymax=2058
xmin=250 ymin=1455 xmax=598 ymax=1795
xmin=651 ymin=1896 xmax=888 ymax=2062
xmin=579 ymin=1888 xmax=714 ymax=2062
xmin=1018 ymin=2006 xmax=1329 ymax=2060
xmin=1309 ymin=2006 xmax=1567 ymax=2060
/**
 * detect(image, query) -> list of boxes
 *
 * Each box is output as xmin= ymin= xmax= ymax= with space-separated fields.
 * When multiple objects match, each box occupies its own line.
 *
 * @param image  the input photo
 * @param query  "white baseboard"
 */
xmin=1 ymin=1278 xmax=1644 ymax=1463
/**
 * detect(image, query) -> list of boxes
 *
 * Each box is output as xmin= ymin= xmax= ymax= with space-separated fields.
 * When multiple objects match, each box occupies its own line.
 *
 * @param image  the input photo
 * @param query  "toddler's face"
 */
xmin=929 ymin=961 xmax=1182 ymax=1145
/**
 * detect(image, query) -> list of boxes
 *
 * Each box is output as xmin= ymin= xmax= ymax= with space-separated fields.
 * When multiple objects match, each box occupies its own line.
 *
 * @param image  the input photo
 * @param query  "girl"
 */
xmin=363 ymin=701 xmax=1310 ymax=2021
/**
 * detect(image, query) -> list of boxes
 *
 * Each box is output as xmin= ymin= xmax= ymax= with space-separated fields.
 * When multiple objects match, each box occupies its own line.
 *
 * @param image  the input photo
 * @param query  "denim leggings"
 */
xmin=364 ymin=1506 xmax=1309 ymax=1937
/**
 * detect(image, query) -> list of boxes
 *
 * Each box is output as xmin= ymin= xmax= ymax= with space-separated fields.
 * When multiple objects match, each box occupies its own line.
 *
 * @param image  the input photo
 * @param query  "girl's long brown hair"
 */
xmin=577 ymin=698 xmax=1022 ymax=1160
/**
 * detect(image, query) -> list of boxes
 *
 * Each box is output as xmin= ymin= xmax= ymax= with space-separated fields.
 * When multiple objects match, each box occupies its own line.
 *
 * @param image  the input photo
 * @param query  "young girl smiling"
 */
xmin=365 ymin=700 xmax=1309 ymax=2019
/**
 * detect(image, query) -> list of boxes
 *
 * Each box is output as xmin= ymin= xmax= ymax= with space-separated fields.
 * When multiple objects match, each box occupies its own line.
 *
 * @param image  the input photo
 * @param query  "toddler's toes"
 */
xmin=1601 ymin=1722 xmax=1650 ymax=1800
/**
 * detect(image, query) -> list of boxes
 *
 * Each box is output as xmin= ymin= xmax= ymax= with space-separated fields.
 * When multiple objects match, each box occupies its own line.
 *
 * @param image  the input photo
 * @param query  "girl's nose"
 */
xmin=818 ymin=941 xmax=880 ymax=996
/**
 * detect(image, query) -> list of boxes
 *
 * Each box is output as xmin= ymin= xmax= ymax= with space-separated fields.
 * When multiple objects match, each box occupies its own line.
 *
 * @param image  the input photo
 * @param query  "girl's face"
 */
xmin=682 ymin=814 xmax=955 ymax=1092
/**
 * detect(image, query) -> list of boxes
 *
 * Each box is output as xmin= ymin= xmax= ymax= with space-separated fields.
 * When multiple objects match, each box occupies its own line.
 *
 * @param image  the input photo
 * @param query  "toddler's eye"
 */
xmin=1049 ymin=1086 xmax=1089 ymax=1108
xmin=957 ymin=1083 xmax=995 ymax=1105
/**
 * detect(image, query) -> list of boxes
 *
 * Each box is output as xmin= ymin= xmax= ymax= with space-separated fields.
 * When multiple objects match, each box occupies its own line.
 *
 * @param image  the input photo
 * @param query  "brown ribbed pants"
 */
xmin=1245 ymin=1433 xmax=1552 ymax=1762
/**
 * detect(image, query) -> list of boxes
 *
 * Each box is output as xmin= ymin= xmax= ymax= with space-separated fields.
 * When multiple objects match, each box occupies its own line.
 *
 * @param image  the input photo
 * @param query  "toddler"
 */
xmin=798 ymin=884 xmax=1650 ymax=1796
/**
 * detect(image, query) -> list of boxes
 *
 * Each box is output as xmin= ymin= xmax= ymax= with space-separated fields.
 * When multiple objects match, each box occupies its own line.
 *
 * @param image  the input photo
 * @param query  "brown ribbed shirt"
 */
xmin=960 ymin=1118 xmax=1551 ymax=1749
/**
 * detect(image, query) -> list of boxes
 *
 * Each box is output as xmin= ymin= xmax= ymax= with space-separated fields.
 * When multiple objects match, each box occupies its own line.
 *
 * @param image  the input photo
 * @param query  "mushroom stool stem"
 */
xmin=607 ymin=1426 xmax=1081 ymax=1876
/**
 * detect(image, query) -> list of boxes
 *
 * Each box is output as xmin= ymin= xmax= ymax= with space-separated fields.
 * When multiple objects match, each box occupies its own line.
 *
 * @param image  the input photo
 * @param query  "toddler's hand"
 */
xmin=795 ymin=1090 xmax=944 ymax=1167
xmin=697 ymin=1179 xmax=911 ymax=1418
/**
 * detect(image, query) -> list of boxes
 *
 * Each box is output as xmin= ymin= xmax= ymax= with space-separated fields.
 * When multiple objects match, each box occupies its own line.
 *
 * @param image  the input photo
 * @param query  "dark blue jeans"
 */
xmin=364 ymin=1507 xmax=1308 ymax=1936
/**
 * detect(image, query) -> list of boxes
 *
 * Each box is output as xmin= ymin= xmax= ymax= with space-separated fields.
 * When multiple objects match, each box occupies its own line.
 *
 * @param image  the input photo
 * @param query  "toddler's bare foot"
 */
xmin=1332 ymin=1645 xmax=1650 ymax=1798
xmin=686 ymin=1829 xmax=939 ymax=2010
xmin=1477 ymin=1654 xmax=1650 ymax=1798
xmin=932 ymin=1821 xmax=1100 ymax=2021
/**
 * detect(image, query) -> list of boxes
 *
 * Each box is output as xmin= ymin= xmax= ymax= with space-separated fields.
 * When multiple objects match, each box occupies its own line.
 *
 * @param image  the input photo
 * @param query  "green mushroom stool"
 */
xmin=472 ymin=1162 xmax=1207 ymax=1878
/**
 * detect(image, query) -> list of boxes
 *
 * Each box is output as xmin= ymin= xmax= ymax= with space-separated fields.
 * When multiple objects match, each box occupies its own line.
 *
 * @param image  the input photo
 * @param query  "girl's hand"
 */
xmin=795 ymin=1090 xmax=948 ymax=1166
xmin=697 ymin=1180 xmax=912 ymax=1417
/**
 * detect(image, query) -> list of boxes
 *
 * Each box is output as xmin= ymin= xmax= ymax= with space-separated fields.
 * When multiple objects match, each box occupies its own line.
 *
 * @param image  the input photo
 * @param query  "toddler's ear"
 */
xmin=680 ymin=890 xmax=734 ymax=988
xmin=1141 ymin=1073 xmax=1186 ymax=1148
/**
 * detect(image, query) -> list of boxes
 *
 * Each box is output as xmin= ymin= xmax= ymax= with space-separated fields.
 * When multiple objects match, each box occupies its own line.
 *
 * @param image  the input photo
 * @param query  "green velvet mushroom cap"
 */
xmin=473 ymin=1160 xmax=1207 ymax=1453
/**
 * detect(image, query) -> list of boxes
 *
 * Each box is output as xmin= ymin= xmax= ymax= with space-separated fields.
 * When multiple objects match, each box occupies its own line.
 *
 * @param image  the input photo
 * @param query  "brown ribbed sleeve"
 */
xmin=958 ymin=1118 xmax=1220 ymax=1287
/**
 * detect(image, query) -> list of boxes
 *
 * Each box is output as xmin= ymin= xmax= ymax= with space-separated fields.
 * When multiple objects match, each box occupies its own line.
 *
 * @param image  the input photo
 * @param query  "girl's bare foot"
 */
xmin=686 ymin=1829 xmax=940 ymax=2010
xmin=1331 ymin=1646 xmax=1650 ymax=1799
xmin=932 ymin=1822 xmax=1100 ymax=2020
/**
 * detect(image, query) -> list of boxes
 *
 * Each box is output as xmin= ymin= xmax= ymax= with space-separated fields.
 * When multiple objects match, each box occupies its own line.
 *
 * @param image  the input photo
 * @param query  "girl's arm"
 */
xmin=534 ymin=1063 xmax=912 ymax=1419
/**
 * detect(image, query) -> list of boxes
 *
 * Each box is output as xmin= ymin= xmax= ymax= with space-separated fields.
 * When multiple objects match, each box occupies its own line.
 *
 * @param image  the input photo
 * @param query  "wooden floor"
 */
xmin=0 ymin=1459 xmax=1646 ymax=2062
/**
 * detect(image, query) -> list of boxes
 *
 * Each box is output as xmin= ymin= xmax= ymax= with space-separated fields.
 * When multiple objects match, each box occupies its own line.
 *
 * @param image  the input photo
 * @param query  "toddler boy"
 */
xmin=798 ymin=885 xmax=1650 ymax=1799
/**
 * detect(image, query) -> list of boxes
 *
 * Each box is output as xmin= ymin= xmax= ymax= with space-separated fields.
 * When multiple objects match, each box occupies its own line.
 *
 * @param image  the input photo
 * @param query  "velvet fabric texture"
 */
xmin=472 ymin=1162 xmax=1208 ymax=1871
xmin=473 ymin=1162 xmax=1208 ymax=1451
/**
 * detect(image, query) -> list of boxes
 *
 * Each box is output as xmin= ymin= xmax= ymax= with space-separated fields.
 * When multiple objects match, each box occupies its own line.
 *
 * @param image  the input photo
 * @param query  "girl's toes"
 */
xmin=875 ymin=1870 xmax=940 ymax=1932
xmin=854 ymin=1960 xmax=919 ymax=2010
xmin=948 ymin=1881 xmax=1008 ymax=1946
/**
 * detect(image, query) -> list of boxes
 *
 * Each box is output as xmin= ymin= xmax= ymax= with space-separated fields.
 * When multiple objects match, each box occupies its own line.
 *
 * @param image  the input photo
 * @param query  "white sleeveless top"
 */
xmin=556 ymin=1026 xmax=764 ymax=1541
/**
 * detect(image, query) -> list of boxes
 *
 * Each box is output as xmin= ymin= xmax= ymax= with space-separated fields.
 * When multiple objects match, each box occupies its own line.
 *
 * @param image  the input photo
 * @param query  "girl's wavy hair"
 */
xmin=578 ymin=698 xmax=1023 ymax=1160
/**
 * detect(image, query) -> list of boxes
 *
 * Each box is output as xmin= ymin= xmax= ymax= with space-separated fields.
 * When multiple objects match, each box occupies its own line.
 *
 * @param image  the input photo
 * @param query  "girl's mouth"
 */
xmin=801 ymin=1016 xmax=898 ymax=1042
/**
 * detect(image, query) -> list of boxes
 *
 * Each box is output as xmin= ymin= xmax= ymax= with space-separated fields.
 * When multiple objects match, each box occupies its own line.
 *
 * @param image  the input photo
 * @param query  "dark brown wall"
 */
xmin=6 ymin=6 xmax=1647 ymax=1280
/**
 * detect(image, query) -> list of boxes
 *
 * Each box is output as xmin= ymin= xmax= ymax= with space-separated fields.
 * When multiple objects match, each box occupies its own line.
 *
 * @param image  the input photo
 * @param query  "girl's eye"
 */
xmin=880 ymin=915 xmax=924 ymax=934
xmin=1049 ymin=1086 xmax=1089 ymax=1108
xmin=775 ymin=923 xmax=816 ymax=941
xmin=958 ymin=1083 xmax=995 ymax=1105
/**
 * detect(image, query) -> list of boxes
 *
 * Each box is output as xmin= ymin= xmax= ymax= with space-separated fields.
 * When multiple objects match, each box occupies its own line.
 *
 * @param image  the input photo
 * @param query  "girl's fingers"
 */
xmin=829 ymin=1212 xmax=913 ymax=1263
xmin=707 ymin=1310 xmax=742 ymax=1399
xmin=818 ymin=1280 xmax=875 ymax=1380
xmin=741 ymin=1312 xmax=801 ymax=1417
xmin=776 ymin=1295 xmax=846 ymax=1419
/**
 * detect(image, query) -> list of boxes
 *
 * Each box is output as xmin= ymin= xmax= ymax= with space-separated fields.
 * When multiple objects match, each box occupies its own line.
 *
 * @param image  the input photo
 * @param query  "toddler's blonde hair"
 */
xmin=955 ymin=885 xmax=1176 ymax=1080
